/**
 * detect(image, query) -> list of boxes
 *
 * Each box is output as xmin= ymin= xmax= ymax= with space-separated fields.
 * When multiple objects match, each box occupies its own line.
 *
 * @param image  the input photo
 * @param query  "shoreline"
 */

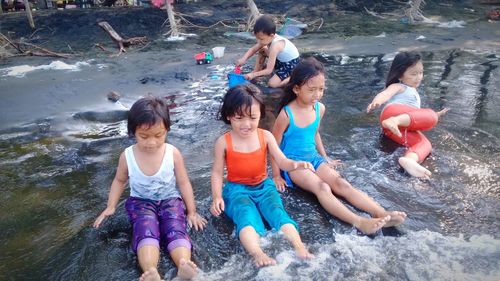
xmin=296 ymin=20 xmax=500 ymax=56
xmin=1 ymin=5 xmax=499 ymax=130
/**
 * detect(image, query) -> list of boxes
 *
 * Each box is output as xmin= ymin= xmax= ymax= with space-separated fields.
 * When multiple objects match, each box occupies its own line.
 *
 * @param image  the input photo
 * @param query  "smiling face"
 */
xmin=400 ymin=60 xmax=424 ymax=88
xmin=228 ymin=99 xmax=261 ymax=138
xmin=134 ymin=121 xmax=167 ymax=153
xmin=254 ymin=31 xmax=274 ymax=46
xmin=293 ymin=73 xmax=326 ymax=106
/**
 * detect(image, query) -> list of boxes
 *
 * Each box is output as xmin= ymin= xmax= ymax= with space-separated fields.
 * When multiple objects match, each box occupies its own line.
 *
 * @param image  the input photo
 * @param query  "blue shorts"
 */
xmin=222 ymin=178 xmax=298 ymax=237
xmin=274 ymin=57 xmax=300 ymax=80
xmin=281 ymin=154 xmax=326 ymax=188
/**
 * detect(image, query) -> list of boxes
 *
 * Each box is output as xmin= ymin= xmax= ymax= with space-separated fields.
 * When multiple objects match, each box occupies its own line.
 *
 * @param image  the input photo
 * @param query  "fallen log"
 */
xmin=97 ymin=21 xmax=148 ymax=55
xmin=0 ymin=32 xmax=71 ymax=58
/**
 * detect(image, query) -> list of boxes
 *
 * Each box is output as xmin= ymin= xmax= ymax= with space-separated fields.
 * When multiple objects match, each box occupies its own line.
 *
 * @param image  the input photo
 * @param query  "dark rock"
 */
xmin=175 ymin=71 xmax=191 ymax=81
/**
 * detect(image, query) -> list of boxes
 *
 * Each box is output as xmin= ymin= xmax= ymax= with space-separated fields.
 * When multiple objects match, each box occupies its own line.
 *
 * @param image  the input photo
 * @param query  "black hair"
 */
xmin=217 ymin=84 xmax=265 ymax=124
xmin=127 ymin=96 xmax=171 ymax=137
xmin=279 ymin=57 xmax=325 ymax=111
xmin=253 ymin=15 xmax=276 ymax=35
xmin=385 ymin=51 xmax=422 ymax=87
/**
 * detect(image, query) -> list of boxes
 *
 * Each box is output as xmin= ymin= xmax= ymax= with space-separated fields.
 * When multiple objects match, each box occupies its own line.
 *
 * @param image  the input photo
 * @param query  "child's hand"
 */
xmin=244 ymin=72 xmax=255 ymax=81
xmin=273 ymin=176 xmax=287 ymax=192
xmin=293 ymin=161 xmax=315 ymax=172
xmin=437 ymin=107 xmax=450 ymax=119
xmin=187 ymin=212 xmax=207 ymax=231
xmin=366 ymin=100 xmax=381 ymax=113
xmin=210 ymin=198 xmax=225 ymax=217
xmin=325 ymin=156 xmax=343 ymax=169
xmin=93 ymin=207 xmax=116 ymax=228
xmin=236 ymin=58 xmax=246 ymax=67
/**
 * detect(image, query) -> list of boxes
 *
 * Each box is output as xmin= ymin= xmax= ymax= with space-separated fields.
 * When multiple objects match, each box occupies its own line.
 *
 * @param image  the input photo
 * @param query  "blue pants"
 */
xmin=222 ymin=178 xmax=298 ymax=237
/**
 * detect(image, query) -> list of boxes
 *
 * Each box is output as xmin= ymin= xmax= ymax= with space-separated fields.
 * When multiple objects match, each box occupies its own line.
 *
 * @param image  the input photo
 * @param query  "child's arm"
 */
xmin=270 ymin=110 xmax=290 ymax=190
xmin=236 ymin=43 xmax=263 ymax=66
xmin=366 ymin=83 xmax=404 ymax=113
xmin=315 ymin=104 xmax=342 ymax=167
xmin=173 ymin=146 xmax=207 ymax=231
xmin=265 ymin=130 xmax=314 ymax=187
xmin=314 ymin=103 xmax=328 ymax=157
xmin=210 ymin=136 xmax=226 ymax=216
xmin=93 ymin=152 xmax=128 ymax=228
xmin=245 ymin=40 xmax=285 ymax=80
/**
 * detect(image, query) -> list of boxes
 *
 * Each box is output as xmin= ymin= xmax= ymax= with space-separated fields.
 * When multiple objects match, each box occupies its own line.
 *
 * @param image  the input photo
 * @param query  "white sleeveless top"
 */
xmin=124 ymin=144 xmax=180 ymax=201
xmin=384 ymin=83 xmax=421 ymax=109
xmin=271 ymin=34 xmax=299 ymax=62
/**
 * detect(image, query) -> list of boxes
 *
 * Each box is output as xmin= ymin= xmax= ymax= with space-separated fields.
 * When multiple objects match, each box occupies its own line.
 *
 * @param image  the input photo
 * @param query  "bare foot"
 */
xmin=378 ymin=211 xmax=407 ymax=227
xmin=140 ymin=267 xmax=161 ymax=281
xmin=382 ymin=117 xmax=402 ymax=137
xmin=251 ymin=252 xmax=276 ymax=267
xmin=355 ymin=216 xmax=390 ymax=235
xmin=399 ymin=157 xmax=432 ymax=179
xmin=437 ymin=108 xmax=450 ymax=118
xmin=295 ymin=245 xmax=315 ymax=260
xmin=177 ymin=258 xmax=198 ymax=280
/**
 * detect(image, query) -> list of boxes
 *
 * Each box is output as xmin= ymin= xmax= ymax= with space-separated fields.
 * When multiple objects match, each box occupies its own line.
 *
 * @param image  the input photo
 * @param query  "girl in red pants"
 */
xmin=367 ymin=52 xmax=449 ymax=179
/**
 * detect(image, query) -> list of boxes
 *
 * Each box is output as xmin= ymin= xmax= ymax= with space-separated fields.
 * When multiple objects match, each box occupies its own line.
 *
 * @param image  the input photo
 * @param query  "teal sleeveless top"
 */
xmin=280 ymin=102 xmax=321 ymax=161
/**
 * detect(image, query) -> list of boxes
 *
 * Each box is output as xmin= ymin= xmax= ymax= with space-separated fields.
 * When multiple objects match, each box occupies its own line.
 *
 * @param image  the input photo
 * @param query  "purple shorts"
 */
xmin=125 ymin=196 xmax=192 ymax=253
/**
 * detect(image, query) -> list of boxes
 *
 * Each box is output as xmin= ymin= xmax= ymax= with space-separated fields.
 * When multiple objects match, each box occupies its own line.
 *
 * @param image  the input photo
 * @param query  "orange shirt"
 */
xmin=225 ymin=129 xmax=267 ymax=185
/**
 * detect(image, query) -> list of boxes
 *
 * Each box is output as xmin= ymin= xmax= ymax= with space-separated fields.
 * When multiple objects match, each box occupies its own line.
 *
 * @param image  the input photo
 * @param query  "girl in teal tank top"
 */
xmin=280 ymin=102 xmax=321 ymax=160
xmin=272 ymin=58 xmax=407 ymax=235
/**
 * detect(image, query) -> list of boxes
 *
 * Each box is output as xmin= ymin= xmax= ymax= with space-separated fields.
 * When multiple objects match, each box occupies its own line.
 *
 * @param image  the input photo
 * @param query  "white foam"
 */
xmin=438 ymin=20 xmax=466 ymax=28
xmin=200 ymin=230 xmax=500 ymax=280
xmin=0 ymin=60 xmax=91 ymax=77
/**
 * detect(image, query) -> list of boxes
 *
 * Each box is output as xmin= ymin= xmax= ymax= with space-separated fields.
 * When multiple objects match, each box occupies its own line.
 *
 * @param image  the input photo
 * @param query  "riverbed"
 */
xmin=0 ymin=2 xmax=499 ymax=281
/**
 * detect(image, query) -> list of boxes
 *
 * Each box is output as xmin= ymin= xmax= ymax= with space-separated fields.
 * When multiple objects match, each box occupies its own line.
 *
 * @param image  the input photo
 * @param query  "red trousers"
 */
xmin=380 ymin=104 xmax=438 ymax=162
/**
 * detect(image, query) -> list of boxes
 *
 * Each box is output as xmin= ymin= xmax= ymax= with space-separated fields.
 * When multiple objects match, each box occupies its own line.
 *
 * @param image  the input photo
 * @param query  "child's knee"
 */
xmin=331 ymin=177 xmax=352 ymax=194
xmin=316 ymin=182 xmax=332 ymax=194
xmin=259 ymin=46 xmax=269 ymax=56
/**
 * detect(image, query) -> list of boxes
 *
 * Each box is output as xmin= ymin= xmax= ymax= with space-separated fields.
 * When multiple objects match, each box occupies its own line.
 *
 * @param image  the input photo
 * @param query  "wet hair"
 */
xmin=385 ymin=51 xmax=422 ymax=87
xmin=279 ymin=57 xmax=325 ymax=111
xmin=127 ymin=96 xmax=171 ymax=137
xmin=253 ymin=15 xmax=276 ymax=35
xmin=218 ymin=84 xmax=266 ymax=125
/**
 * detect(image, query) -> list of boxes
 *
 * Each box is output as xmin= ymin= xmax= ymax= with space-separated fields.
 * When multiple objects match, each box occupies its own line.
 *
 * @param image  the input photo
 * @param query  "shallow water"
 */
xmin=0 ymin=49 xmax=499 ymax=280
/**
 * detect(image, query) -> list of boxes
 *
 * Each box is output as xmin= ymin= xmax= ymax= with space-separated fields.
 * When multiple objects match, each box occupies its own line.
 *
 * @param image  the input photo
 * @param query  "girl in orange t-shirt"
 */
xmin=210 ymin=84 xmax=314 ymax=267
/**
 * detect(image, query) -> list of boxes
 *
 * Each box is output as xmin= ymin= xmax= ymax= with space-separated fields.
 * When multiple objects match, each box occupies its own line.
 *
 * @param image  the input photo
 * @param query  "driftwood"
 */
xmin=405 ymin=0 xmax=431 ymax=24
xmin=24 ymin=0 xmax=35 ymax=28
xmin=0 ymin=33 xmax=71 ymax=58
xmin=165 ymin=2 xmax=179 ymax=37
xmin=246 ymin=0 xmax=262 ymax=31
xmin=97 ymin=21 xmax=147 ymax=55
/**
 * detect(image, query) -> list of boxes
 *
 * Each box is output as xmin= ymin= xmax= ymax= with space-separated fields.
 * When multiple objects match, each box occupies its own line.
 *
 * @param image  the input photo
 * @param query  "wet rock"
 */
xmin=72 ymin=110 xmax=128 ymax=123
xmin=175 ymin=71 xmax=192 ymax=81
xmin=139 ymin=76 xmax=169 ymax=85
xmin=107 ymin=91 xmax=121 ymax=102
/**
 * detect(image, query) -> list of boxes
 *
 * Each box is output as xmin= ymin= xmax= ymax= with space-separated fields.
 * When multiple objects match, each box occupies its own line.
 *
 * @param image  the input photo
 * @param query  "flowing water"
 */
xmin=0 ymin=49 xmax=499 ymax=280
